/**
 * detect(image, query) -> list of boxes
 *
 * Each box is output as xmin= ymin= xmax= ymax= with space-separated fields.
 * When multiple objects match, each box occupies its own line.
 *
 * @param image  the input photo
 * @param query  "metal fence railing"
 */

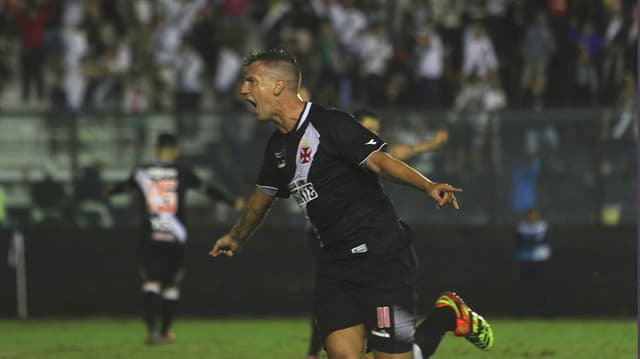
xmin=0 ymin=107 xmax=636 ymax=227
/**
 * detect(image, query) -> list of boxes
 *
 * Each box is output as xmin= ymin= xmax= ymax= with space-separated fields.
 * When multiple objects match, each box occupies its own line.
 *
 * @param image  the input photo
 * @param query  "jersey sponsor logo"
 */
xmin=150 ymin=216 xmax=176 ymax=241
xmin=377 ymin=306 xmax=391 ymax=329
xmin=365 ymin=139 xmax=377 ymax=145
xmin=149 ymin=214 xmax=187 ymax=243
xmin=299 ymin=146 xmax=312 ymax=164
xmin=145 ymin=167 xmax=178 ymax=179
xmin=288 ymin=179 xmax=318 ymax=207
xmin=351 ymin=243 xmax=368 ymax=253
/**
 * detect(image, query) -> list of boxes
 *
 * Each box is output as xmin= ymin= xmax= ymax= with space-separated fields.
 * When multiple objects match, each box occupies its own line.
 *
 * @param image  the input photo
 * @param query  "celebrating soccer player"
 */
xmin=210 ymin=49 xmax=493 ymax=359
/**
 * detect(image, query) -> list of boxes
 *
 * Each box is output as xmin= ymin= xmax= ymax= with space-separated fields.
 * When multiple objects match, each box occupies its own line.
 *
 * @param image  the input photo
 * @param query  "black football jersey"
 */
xmin=257 ymin=102 xmax=409 ymax=259
xmin=112 ymin=162 xmax=231 ymax=245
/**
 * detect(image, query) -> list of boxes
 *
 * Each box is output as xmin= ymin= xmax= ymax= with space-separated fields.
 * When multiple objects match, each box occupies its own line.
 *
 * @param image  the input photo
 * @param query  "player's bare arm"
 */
xmin=365 ymin=151 xmax=462 ymax=209
xmin=388 ymin=129 xmax=449 ymax=161
xmin=209 ymin=187 xmax=275 ymax=257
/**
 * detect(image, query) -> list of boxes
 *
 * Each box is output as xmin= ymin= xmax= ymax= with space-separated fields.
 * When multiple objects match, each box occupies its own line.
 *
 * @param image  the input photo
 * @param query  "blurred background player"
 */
xmin=106 ymin=133 xmax=244 ymax=345
xmin=305 ymin=108 xmax=448 ymax=359
xmin=353 ymin=109 xmax=449 ymax=162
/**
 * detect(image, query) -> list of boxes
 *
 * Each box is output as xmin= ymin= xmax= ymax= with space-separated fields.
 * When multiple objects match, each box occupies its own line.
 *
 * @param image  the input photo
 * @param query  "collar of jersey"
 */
xmin=294 ymin=101 xmax=312 ymax=132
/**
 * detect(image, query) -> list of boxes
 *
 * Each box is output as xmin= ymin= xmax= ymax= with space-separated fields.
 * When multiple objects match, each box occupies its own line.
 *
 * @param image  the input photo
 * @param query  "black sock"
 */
xmin=161 ymin=298 xmax=178 ymax=335
xmin=415 ymin=307 xmax=457 ymax=358
xmin=143 ymin=291 xmax=160 ymax=334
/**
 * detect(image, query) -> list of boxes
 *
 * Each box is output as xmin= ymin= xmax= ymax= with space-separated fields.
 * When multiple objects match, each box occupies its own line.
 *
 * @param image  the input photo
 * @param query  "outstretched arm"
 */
xmin=388 ymin=129 xmax=448 ymax=161
xmin=209 ymin=186 xmax=275 ymax=257
xmin=365 ymin=151 xmax=462 ymax=209
xmin=104 ymin=178 xmax=133 ymax=197
xmin=203 ymin=184 xmax=245 ymax=210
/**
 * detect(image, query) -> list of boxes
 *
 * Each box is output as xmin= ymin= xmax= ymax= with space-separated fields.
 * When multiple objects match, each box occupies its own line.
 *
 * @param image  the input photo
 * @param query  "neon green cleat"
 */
xmin=435 ymin=291 xmax=494 ymax=351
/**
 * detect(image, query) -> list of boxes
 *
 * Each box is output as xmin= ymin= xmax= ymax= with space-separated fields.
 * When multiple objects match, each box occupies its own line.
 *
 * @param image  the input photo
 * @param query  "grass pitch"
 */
xmin=0 ymin=318 xmax=636 ymax=358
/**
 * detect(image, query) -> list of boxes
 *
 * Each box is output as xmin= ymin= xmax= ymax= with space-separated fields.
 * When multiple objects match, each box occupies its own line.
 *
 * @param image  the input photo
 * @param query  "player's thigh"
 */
xmin=139 ymin=244 xmax=184 ymax=285
xmin=324 ymin=324 xmax=367 ymax=359
xmin=162 ymin=246 xmax=185 ymax=286
xmin=139 ymin=246 xmax=166 ymax=282
xmin=314 ymin=276 xmax=364 ymax=348
xmin=373 ymin=351 xmax=413 ymax=359
xmin=362 ymin=281 xmax=416 ymax=355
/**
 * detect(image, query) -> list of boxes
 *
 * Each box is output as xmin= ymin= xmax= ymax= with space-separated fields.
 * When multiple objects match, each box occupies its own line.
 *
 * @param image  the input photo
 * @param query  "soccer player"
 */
xmin=306 ymin=109 xmax=449 ymax=359
xmin=106 ymin=133 xmax=244 ymax=345
xmin=209 ymin=49 xmax=493 ymax=359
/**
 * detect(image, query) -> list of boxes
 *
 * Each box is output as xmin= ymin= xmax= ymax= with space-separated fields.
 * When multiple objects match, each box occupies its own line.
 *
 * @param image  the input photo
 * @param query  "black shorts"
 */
xmin=313 ymin=245 xmax=418 ymax=354
xmin=138 ymin=242 xmax=185 ymax=286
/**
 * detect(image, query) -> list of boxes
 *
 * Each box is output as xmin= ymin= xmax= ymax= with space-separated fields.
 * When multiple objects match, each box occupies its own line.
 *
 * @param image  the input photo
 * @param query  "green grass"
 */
xmin=0 ymin=318 xmax=636 ymax=358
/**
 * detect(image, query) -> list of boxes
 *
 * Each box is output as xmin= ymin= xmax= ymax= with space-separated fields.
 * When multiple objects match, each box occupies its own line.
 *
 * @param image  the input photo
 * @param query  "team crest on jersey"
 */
xmin=298 ymin=139 xmax=314 ymax=165
xmin=300 ymin=147 xmax=312 ymax=164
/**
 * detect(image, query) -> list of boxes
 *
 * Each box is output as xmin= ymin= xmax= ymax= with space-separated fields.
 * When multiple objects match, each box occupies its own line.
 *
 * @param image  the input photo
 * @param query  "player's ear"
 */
xmin=273 ymin=80 xmax=285 ymax=95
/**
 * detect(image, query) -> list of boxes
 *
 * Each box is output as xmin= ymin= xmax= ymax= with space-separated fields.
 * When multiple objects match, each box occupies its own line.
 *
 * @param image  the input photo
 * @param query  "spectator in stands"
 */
xmin=450 ymin=72 xmax=506 ymax=177
xmin=173 ymin=40 xmax=204 ymax=138
xmin=356 ymin=22 xmax=393 ymax=106
xmin=414 ymin=18 xmax=444 ymax=107
xmin=513 ymin=207 xmax=552 ymax=318
xmin=151 ymin=0 xmax=205 ymax=109
xmin=62 ymin=25 xmax=88 ymax=111
xmin=213 ymin=45 xmax=243 ymax=107
xmin=327 ymin=0 xmax=367 ymax=107
xmin=572 ymin=22 xmax=601 ymax=104
xmin=429 ymin=0 xmax=465 ymax=73
xmin=520 ymin=12 xmax=555 ymax=110
xmin=92 ymin=34 xmax=132 ymax=111
xmin=6 ymin=0 xmax=58 ymax=104
xmin=484 ymin=0 xmax=509 ymax=52
xmin=189 ymin=6 xmax=218 ymax=82
xmin=462 ymin=21 xmax=499 ymax=81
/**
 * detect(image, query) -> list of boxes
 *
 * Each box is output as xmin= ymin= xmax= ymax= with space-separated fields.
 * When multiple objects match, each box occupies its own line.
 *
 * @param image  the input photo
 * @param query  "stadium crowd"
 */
xmin=0 ymin=0 xmax=637 ymax=113
xmin=0 ymin=0 xmax=636 ymax=229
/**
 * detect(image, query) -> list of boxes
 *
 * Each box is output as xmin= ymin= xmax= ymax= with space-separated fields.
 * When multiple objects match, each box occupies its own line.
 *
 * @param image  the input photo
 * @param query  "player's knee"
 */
xmin=162 ymin=286 xmax=180 ymax=300
xmin=324 ymin=346 xmax=361 ymax=359
xmin=324 ymin=340 xmax=363 ymax=359
xmin=142 ymin=281 xmax=161 ymax=294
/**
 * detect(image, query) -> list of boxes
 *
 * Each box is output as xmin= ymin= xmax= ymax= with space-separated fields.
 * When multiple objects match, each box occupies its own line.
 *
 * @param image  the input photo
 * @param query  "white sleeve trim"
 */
xmin=257 ymin=184 xmax=279 ymax=196
xmin=359 ymin=142 xmax=387 ymax=167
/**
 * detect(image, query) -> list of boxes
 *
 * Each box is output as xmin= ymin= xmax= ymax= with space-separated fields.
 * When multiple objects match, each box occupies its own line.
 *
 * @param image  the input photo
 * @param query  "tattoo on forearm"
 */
xmin=229 ymin=203 xmax=270 ymax=244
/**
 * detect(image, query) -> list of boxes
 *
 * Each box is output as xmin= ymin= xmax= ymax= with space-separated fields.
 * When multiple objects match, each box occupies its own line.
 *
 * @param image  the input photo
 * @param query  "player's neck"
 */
xmin=273 ymin=98 xmax=306 ymax=134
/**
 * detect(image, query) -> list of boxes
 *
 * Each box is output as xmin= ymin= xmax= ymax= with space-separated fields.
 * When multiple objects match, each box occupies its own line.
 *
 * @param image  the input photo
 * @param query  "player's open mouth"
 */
xmin=246 ymin=99 xmax=256 ymax=108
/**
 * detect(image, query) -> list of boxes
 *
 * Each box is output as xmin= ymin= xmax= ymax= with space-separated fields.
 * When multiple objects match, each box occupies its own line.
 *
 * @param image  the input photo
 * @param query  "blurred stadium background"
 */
xmin=0 ymin=0 xmax=636 ymax=357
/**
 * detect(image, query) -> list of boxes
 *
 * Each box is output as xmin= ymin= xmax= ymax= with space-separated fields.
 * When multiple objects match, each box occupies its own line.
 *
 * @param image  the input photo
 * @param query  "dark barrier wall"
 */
xmin=0 ymin=225 xmax=636 ymax=318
